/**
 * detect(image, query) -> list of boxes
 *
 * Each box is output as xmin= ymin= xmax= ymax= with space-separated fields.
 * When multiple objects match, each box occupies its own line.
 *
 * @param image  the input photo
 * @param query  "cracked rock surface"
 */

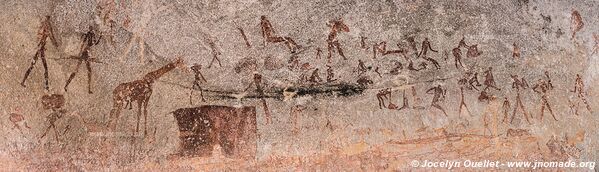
xmin=0 ymin=0 xmax=598 ymax=170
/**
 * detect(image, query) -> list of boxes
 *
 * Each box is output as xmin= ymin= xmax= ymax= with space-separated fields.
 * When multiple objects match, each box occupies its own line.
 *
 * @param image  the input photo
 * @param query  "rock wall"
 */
xmin=0 ymin=0 xmax=598 ymax=171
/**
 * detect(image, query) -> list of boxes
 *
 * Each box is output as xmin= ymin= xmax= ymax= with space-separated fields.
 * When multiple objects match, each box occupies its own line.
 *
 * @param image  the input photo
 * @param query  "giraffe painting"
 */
xmin=107 ymin=58 xmax=185 ymax=135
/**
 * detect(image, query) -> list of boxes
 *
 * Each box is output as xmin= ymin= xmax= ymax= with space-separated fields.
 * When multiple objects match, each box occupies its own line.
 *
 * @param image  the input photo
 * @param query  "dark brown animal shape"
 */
xmin=506 ymin=128 xmax=530 ymax=137
xmin=171 ymin=105 xmax=257 ymax=159
xmin=108 ymin=59 xmax=185 ymax=135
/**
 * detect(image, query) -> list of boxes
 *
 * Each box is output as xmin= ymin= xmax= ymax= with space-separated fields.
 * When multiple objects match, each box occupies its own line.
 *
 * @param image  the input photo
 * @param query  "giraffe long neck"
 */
xmin=143 ymin=62 xmax=177 ymax=83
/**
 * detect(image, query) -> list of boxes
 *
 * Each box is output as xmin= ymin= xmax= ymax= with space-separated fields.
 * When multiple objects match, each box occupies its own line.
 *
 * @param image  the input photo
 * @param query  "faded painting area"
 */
xmin=0 ymin=0 xmax=598 ymax=171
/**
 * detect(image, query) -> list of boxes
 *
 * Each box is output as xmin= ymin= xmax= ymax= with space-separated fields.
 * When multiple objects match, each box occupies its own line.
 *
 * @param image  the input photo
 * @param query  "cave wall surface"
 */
xmin=1 ymin=0 xmax=598 ymax=171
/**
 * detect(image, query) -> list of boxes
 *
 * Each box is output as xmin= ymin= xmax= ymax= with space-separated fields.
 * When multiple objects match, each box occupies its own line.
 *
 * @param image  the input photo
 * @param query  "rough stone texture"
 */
xmin=1 ymin=0 xmax=598 ymax=171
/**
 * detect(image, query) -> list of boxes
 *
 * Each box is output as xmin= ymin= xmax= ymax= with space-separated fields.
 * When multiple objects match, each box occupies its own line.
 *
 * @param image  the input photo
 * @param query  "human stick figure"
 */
xmin=21 ymin=16 xmax=59 ymax=91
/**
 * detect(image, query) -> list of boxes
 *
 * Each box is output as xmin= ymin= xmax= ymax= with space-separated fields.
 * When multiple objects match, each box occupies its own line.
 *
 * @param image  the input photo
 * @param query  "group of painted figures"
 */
xmin=12 ymin=8 xmax=597 ymax=145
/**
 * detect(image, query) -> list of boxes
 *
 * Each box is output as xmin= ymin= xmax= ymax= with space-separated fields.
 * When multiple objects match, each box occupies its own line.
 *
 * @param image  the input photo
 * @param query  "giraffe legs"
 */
xmin=135 ymin=100 xmax=142 ymax=134
xmin=107 ymin=101 xmax=123 ymax=128
xmin=143 ymin=96 xmax=150 ymax=136
xmin=86 ymin=61 xmax=93 ymax=94
xmin=189 ymin=89 xmax=194 ymax=105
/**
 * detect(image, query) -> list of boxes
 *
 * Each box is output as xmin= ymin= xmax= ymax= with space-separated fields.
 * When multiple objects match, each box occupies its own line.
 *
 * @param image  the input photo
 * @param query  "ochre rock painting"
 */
xmin=0 ymin=0 xmax=598 ymax=171
xmin=172 ymin=105 xmax=256 ymax=159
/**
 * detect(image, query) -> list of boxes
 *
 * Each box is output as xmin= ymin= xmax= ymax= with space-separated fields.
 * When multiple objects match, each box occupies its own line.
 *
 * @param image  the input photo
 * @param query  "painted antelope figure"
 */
xmin=107 ymin=58 xmax=185 ymax=135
